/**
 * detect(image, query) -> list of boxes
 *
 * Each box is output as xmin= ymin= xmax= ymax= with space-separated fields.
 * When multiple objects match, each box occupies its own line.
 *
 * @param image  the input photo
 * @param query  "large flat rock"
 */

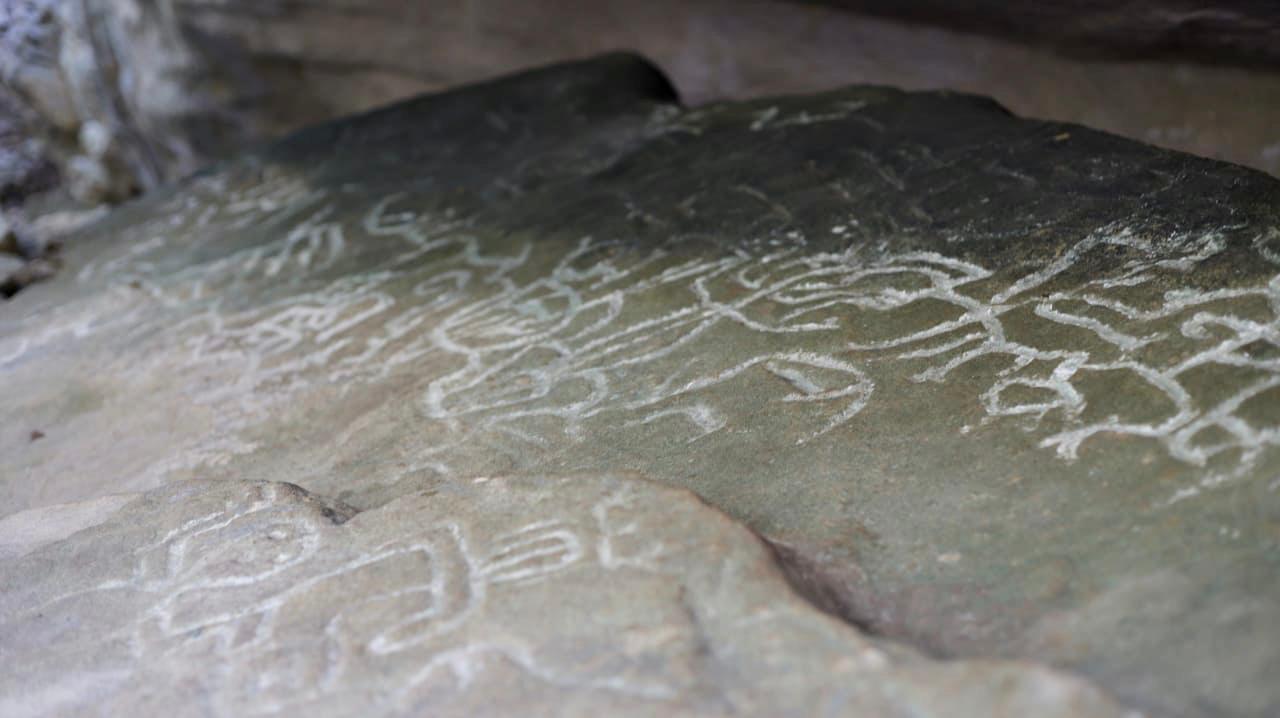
xmin=2 ymin=54 xmax=1279 ymax=716
xmin=0 ymin=476 xmax=1125 ymax=717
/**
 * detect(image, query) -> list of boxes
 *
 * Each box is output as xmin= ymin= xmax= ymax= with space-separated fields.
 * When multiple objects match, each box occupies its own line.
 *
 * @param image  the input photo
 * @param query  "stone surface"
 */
xmin=0 ymin=212 xmax=13 ymax=254
xmin=0 ymin=82 xmax=58 ymax=206
xmin=0 ymin=252 xmax=23 ymax=278
xmin=0 ymin=205 xmax=102 ymax=297
xmin=807 ymin=1 xmax=1280 ymax=66
xmin=0 ymin=256 xmax=56 ymax=298
xmin=3 ymin=0 xmax=1280 ymax=202
xmin=2 ymin=54 xmax=1280 ymax=716
xmin=0 ymin=476 xmax=1127 ymax=717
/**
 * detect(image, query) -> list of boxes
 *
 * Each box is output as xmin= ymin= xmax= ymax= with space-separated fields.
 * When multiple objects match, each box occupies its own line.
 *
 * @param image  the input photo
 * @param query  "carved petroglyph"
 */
xmin=48 ymin=172 xmax=1280 ymax=504
xmin=79 ymin=196 xmax=887 ymax=460
xmin=27 ymin=480 xmax=686 ymax=710
xmin=841 ymin=225 xmax=1280 ymax=497
xmin=7 ymin=59 xmax=1280 ymax=718
xmin=3 ymin=56 xmax=1279 ymax=718
xmin=0 ymin=477 xmax=1127 ymax=717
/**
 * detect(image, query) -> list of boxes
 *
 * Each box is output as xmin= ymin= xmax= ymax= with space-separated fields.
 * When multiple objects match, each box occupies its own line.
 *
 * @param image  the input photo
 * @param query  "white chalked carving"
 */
xmin=7 ymin=480 xmax=707 ymax=713
xmin=58 ymin=167 xmax=1280 ymax=504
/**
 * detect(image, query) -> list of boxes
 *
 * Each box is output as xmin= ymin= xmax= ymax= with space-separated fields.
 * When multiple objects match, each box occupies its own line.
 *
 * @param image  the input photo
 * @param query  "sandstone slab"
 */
xmin=0 ymin=475 xmax=1127 ymax=717
xmin=2 ymin=54 xmax=1279 ymax=716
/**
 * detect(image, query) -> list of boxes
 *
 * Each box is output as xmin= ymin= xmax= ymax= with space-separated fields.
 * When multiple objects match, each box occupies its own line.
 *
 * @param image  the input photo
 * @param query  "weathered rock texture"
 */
xmin=809 ymin=1 xmax=1280 ymax=65
xmin=0 ymin=476 xmax=1127 ymax=717
xmin=0 ymin=0 xmax=262 ymax=200
xmin=2 ymin=54 xmax=1280 ymax=716
xmin=3 ymin=0 xmax=1279 ymax=209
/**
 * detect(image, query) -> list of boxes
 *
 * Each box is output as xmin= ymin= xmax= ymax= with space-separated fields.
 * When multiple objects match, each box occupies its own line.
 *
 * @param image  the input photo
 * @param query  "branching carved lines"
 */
xmin=63 ymin=180 xmax=1280 ymax=497
xmin=13 ymin=481 xmax=683 ymax=711
xmin=841 ymin=227 xmax=1280 ymax=492
xmin=593 ymin=487 xmax=667 ymax=573
xmin=480 ymin=520 xmax=584 ymax=586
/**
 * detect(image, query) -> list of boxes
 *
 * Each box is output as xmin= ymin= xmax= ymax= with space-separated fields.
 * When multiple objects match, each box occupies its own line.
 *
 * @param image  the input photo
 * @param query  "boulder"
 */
xmin=0 ymin=476 xmax=1126 ymax=717
xmin=3 ymin=54 xmax=1279 ymax=716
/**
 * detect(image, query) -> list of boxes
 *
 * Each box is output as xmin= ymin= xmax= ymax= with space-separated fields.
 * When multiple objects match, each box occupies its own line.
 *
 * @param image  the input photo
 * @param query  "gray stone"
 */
xmin=0 ymin=492 xmax=132 ymax=560
xmin=2 ymin=54 xmax=1280 ymax=716
xmin=0 ymin=85 xmax=58 ymax=206
xmin=64 ymin=155 xmax=112 ymax=205
xmin=78 ymin=120 xmax=114 ymax=161
xmin=0 ymin=207 xmax=107 ymax=295
xmin=0 ymin=213 xmax=14 ymax=255
xmin=804 ymin=1 xmax=1280 ymax=66
xmin=0 ymin=476 xmax=1127 ymax=717
xmin=0 ymin=252 xmax=23 ymax=277
xmin=6 ymin=0 xmax=1280 ymax=199
xmin=0 ymin=256 xmax=56 ymax=297
xmin=25 ymin=205 xmax=109 ymax=244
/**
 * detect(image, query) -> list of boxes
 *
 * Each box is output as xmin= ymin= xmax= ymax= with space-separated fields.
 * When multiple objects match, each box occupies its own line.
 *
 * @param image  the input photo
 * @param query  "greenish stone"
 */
xmin=2 ymin=54 xmax=1278 ymax=716
xmin=0 ymin=476 xmax=1126 ymax=716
